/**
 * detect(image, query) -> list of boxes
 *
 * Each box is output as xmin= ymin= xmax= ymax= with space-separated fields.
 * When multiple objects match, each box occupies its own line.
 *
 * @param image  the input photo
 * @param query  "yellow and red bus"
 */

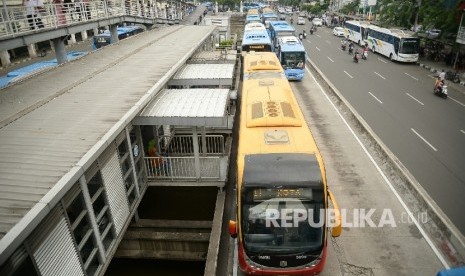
xmin=229 ymin=52 xmax=342 ymax=275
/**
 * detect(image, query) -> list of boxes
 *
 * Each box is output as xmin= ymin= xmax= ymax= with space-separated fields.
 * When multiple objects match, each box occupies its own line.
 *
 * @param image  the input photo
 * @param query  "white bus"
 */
xmin=343 ymin=20 xmax=370 ymax=45
xmin=366 ymin=25 xmax=420 ymax=63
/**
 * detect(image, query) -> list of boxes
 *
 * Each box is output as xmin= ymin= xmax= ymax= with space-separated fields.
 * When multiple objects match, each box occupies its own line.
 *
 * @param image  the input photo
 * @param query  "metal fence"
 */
xmin=0 ymin=0 xmax=186 ymax=38
xmin=144 ymin=156 xmax=221 ymax=180
xmin=158 ymin=134 xmax=226 ymax=156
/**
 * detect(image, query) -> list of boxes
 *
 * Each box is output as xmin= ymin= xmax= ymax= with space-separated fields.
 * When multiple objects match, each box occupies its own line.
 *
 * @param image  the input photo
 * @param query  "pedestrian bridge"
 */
xmin=0 ymin=0 xmax=206 ymax=66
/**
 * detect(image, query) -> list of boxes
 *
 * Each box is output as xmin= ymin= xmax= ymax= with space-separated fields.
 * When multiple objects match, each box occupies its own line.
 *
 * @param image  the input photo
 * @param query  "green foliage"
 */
xmin=219 ymin=39 xmax=234 ymax=47
xmin=376 ymin=0 xmax=459 ymax=39
xmin=340 ymin=0 xmax=360 ymax=15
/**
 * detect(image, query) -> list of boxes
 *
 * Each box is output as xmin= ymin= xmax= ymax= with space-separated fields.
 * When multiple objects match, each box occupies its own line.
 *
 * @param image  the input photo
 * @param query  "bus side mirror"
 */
xmin=229 ymin=220 xmax=237 ymax=238
xmin=328 ymin=191 xmax=342 ymax=237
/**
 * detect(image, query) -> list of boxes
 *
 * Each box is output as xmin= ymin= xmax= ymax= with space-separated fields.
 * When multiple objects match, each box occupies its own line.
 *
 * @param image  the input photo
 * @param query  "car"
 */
xmin=297 ymin=16 xmax=306 ymax=25
xmin=333 ymin=26 xmax=345 ymax=37
xmin=426 ymin=29 xmax=441 ymax=39
xmin=312 ymin=18 xmax=323 ymax=26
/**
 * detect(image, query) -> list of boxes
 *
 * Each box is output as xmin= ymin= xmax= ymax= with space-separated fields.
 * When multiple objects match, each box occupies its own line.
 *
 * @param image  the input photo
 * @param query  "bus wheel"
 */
xmin=358 ymin=40 xmax=360 ymax=46
xmin=389 ymin=53 xmax=394 ymax=61
xmin=372 ymin=46 xmax=376 ymax=54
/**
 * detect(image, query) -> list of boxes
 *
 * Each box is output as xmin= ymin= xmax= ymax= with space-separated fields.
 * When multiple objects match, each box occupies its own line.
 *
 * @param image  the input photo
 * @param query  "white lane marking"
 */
xmin=461 ymin=129 xmax=465 ymax=134
xmin=305 ymin=63 xmax=449 ymax=269
xmin=327 ymin=57 xmax=334 ymax=62
xmin=449 ymin=96 xmax=465 ymax=107
xmin=233 ymin=241 xmax=238 ymax=276
xmin=369 ymin=92 xmax=383 ymax=104
xmin=404 ymin=72 xmax=419 ymax=81
xmin=411 ymin=128 xmax=438 ymax=152
xmin=316 ymin=34 xmax=321 ymax=38
xmin=378 ymin=58 xmax=387 ymax=63
xmin=344 ymin=70 xmax=354 ymax=79
xmin=374 ymin=72 xmax=386 ymax=80
xmin=315 ymin=47 xmax=321 ymax=51
xmin=406 ymin=93 xmax=425 ymax=106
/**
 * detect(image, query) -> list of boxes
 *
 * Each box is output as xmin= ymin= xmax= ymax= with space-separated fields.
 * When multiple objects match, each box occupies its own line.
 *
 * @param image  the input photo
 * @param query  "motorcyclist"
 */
xmin=290 ymin=18 xmax=293 ymax=24
xmin=299 ymin=32 xmax=303 ymax=40
xmin=303 ymin=30 xmax=307 ymax=39
xmin=310 ymin=25 xmax=315 ymax=34
xmin=353 ymin=50 xmax=359 ymax=63
xmin=434 ymin=78 xmax=445 ymax=94
xmin=362 ymin=45 xmax=369 ymax=59
xmin=348 ymin=42 xmax=354 ymax=54
xmin=341 ymin=39 xmax=347 ymax=51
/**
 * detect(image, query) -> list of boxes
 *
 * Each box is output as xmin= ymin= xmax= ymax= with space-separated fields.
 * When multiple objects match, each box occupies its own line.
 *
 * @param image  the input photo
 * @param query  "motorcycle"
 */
xmin=303 ymin=31 xmax=307 ymax=39
xmin=445 ymin=70 xmax=460 ymax=83
xmin=299 ymin=33 xmax=303 ymax=41
xmin=348 ymin=45 xmax=354 ymax=55
xmin=353 ymin=52 xmax=359 ymax=63
xmin=341 ymin=44 xmax=346 ymax=51
xmin=434 ymin=85 xmax=448 ymax=99
xmin=362 ymin=49 xmax=368 ymax=60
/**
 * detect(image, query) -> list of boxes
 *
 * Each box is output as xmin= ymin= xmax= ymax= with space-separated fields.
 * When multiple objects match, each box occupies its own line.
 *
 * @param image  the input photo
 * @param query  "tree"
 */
xmin=340 ymin=0 xmax=360 ymax=15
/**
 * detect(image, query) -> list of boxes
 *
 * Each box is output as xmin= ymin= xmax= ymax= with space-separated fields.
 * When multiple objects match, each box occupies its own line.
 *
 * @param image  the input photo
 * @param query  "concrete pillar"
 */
xmin=240 ymin=1 xmax=243 ymax=13
xmin=192 ymin=127 xmax=201 ymax=179
xmin=0 ymin=50 xmax=11 ymax=67
xmin=68 ymin=33 xmax=77 ymax=44
xmin=93 ymin=28 xmax=99 ymax=35
xmin=81 ymin=30 xmax=88 ymax=40
xmin=52 ymin=37 xmax=68 ymax=65
xmin=110 ymin=24 xmax=119 ymax=44
xmin=27 ymin=44 xmax=38 ymax=58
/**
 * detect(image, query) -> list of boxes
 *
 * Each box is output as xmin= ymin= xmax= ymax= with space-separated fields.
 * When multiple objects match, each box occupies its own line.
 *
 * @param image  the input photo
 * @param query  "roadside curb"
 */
xmin=306 ymin=57 xmax=465 ymax=267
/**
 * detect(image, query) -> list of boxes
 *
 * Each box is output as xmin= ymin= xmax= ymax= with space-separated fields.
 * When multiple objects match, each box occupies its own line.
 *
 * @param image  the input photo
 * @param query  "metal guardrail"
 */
xmin=144 ymin=156 xmax=221 ymax=180
xmin=0 ymin=0 xmax=186 ymax=39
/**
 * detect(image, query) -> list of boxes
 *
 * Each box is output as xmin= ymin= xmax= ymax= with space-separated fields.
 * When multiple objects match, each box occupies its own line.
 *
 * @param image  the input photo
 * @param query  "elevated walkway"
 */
xmin=0 ymin=24 xmax=223 ymax=276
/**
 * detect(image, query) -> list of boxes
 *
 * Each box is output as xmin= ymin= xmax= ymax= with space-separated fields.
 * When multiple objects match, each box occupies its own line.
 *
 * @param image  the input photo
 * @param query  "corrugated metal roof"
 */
xmin=0 ymin=24 xmax=216 ymax=263
xmin=188 ymin=50 xmax=237 ymax=64
xmin=173 ymin=64 xmax=235 ymax=80
xmin=168 ymin=64 xmax=235 ymax=87
xmin=134 ymin=89 xmax=229 ymax=126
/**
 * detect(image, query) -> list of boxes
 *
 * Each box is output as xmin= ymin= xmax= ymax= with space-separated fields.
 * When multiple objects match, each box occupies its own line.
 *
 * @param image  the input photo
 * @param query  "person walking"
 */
xmin=23 ymin=0 xmax=44 ymax=29
xmin=439 ymin=69 xmax=446 ymax=81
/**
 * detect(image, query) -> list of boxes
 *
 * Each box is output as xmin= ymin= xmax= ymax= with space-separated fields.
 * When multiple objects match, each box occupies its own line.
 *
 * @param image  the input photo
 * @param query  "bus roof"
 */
xmin=245 ymin=22 xmax=266 ymax=32
xmin=369 ymin=25 xmax=418 ymax=38
xmin=278 ymin=36 xmax=305 ymax=52
xmin=345 ymin=20 xmax=370 ymax=27
xmin=269 ymin=21 xmax=295 ymax=32
xmin=243 ymin=52 xmax=282 ymax=72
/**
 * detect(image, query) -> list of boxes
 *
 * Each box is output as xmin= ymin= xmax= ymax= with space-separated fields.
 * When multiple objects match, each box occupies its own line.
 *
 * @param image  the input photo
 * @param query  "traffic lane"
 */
xmin=305 ymin=27 xmax=465 ymax=186
xmin=303 ymin=29 xmax=465 ymax=233
xmin=293 ymin=69 xmax=445 ymax=274
xmin=305 ymin=41 xmax=465 ymax=233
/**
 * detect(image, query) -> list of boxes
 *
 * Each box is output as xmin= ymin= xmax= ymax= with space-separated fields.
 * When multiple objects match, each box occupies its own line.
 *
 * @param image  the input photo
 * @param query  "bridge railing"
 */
xmin=144 ymin=156 xmax=221 ymax=180
xmin=0 ymin=0 xmax=186 ymax=39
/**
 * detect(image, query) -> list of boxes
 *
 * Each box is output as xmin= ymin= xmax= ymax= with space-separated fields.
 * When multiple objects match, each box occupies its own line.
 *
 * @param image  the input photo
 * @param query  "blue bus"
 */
xmin=276 ymin=36 xmax=306 ymax=81
xmin=241 ymin=28 xmax=273 ymax=53
xmin=92 ymin=26 xmax=144 ymax=50
xmin=245 ymin=14 xmax=261 ymax=24
xmin=261 ymin=7 xmax=279 ymax=29
xmin=268 ymin=21 xmax=296 ymax=47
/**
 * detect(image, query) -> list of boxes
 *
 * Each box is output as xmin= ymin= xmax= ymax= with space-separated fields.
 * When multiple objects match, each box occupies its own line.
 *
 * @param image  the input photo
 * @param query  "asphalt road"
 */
xmin=292 ymin=21 xmax=465 ymax=236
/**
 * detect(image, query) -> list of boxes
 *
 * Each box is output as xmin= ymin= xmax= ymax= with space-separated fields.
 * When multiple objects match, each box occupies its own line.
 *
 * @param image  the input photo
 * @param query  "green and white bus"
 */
xmin=343 ymin=20 xmax=370 ymax=46
xmin=366 ymin=25 xmax=420 ymax=63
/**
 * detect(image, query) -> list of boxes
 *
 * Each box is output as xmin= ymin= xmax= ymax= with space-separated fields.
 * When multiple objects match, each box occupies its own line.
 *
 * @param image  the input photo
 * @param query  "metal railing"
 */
xmin=144 ymin=156 xmax=221 ymax=180
xmin=158 ymin=134 xmax=226 ymax=156
xmin=0 ymin=0 xmax=188 ymax=39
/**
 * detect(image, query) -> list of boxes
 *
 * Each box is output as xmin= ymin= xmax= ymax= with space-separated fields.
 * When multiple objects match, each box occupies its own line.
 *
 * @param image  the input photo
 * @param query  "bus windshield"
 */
xmin=400 ymin=38 xmax=420 ymax=54
xmin=241 ymin=187 xmax=325 ymax=255
xmin=281 ymin=52 xmax=305 ymax=69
